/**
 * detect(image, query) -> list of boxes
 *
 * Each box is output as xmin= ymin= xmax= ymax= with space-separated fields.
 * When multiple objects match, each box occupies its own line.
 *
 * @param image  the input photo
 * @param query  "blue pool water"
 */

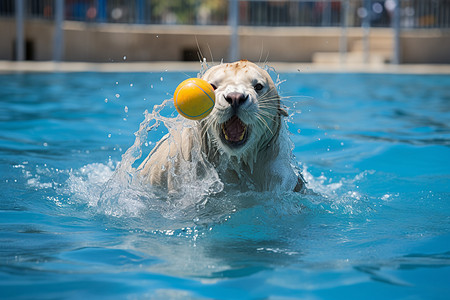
xmin=1 ymin=68 xmax=449 ymax=299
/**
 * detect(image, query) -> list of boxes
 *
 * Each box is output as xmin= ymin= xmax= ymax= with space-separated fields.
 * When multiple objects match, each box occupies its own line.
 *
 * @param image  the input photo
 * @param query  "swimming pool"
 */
xmin=1 ymin=68 xmax=449 ymax=299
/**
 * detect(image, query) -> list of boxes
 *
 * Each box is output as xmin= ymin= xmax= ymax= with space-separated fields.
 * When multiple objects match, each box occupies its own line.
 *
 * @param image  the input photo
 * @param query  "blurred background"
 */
xmin=0 ymin=0 xmax=449 ymax=65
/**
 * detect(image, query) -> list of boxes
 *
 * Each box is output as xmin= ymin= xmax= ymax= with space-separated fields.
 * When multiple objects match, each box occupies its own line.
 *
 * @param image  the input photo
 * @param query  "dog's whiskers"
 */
xmin=255 ymin=113 xmax=274 ymax=136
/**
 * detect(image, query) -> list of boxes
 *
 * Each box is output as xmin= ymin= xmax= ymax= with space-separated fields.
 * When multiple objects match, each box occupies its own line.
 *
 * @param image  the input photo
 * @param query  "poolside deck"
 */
xmin=1 ymin=60 xmax=450 ymax=74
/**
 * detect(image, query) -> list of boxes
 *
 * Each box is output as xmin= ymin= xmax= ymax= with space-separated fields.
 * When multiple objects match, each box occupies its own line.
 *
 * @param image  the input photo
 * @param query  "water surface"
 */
xmin=1 ymin=70 xmax=449 ymax=299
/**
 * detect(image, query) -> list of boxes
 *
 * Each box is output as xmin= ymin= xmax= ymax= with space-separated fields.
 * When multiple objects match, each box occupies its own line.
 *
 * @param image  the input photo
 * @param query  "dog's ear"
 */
xmin=278 ymin=107 xmax=288 ymax=117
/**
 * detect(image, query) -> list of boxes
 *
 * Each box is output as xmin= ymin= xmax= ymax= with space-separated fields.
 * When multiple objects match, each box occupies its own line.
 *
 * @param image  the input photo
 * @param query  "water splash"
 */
xmin=19 ymin=141 xmax=376 ymax=235
xmin=62 ymin=97 xmax=222 ymax=225
xmin=301 ymin=166 xmax=376 ymax=215
xmin=20 ymin=63 xmax=378 ymax=231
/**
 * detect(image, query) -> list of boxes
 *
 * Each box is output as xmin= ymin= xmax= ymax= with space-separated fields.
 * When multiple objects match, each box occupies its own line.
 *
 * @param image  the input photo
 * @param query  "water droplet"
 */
xmin=381 ymin=194 xmax=391 ymax=201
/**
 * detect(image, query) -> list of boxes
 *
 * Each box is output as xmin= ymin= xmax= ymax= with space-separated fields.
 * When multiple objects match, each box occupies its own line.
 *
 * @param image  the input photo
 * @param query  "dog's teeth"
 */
xmin=222 ymin=125 xmax=229 ymax=140
xmin=239 ymin=128 xmax=246 ymax=141
xmin=221 ymin=119 xmax=247 ymax=142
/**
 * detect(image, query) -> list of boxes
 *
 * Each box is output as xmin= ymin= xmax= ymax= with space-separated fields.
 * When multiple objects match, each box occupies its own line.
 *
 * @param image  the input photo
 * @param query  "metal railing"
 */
xmin=2 ymin=0 xmax=450 ymax=28
xmin=3 ymin=0 xmax=450 ymax=63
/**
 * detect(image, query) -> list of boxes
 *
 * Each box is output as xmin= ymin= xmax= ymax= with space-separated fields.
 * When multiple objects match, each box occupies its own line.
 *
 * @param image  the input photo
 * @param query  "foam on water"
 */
xmin=61 ymin=115 xmax=375 ymax=235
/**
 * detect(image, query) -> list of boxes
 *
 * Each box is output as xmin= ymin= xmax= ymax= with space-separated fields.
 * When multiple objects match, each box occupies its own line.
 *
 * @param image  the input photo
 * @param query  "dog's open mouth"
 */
xmin=220 ymin=115 xmax=248 ymax=147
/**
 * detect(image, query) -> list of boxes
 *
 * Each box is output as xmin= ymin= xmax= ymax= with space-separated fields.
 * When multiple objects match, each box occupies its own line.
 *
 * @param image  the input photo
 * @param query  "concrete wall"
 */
xmin=401 ymin=29 xmax=450 ymax=64
xmin=0 ymin=19 xmax=55 ymax=61
xmin=63 ymin=22 xmax=231 ymax=62
xmin=1 ymin=19 xmax=449 ymax=64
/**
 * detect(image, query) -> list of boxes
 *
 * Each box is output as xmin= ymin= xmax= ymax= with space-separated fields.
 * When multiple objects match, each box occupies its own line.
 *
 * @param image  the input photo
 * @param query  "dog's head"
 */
xmin=201 ymin=60 xmax=286 ymax=159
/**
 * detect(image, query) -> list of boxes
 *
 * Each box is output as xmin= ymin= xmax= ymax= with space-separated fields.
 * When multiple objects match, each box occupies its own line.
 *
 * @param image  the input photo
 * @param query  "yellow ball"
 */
xmin=173 ymin=78 xmax=215 ymax=120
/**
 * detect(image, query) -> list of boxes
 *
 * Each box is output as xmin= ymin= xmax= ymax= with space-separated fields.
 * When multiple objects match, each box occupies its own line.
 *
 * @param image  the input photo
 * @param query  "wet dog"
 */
xmin=138 ymin=60 xmax=305 ymax=192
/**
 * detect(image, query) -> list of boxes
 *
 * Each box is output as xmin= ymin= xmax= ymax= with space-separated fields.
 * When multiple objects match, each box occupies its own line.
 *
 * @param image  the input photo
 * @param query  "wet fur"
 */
xmin=138 ymin=61 xmax=305 ymax=192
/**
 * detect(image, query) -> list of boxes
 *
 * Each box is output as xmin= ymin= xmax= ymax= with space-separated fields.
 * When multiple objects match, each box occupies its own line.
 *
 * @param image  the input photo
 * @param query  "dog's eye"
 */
xmin=210 ymin=83 xmax=218 ymax=90
xmin=254 ymin=83 xmax=264 ymax=92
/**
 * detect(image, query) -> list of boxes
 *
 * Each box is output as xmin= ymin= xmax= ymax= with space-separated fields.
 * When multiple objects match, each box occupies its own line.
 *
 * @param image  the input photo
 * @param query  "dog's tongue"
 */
xmin=223 ymin=116 xmax=246 ymax=142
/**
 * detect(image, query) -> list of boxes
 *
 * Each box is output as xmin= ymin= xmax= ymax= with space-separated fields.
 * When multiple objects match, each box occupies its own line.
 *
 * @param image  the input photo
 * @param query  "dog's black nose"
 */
xmin=225 ymin=92 xmax=248 ymax=110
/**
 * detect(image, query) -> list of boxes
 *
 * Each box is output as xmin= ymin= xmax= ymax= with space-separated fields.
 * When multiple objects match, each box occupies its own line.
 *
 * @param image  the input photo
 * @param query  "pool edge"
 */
xmin=1 ymin=60 xmax=450 ymax=74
